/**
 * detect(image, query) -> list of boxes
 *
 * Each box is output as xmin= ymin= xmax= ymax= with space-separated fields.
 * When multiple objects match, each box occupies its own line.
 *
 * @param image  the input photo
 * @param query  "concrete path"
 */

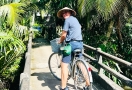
xmin=30 ymin=38 xmax=75 ymax=90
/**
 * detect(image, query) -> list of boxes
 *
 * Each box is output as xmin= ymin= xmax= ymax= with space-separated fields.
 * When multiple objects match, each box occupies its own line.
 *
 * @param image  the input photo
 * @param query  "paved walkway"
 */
xmin=30 ymin=38 xmax=75 ymax=90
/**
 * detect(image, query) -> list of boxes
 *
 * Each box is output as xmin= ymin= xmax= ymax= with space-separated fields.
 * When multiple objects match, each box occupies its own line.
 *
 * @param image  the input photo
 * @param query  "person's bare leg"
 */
xmin=61 ymin=62 xmax=68 ymax=89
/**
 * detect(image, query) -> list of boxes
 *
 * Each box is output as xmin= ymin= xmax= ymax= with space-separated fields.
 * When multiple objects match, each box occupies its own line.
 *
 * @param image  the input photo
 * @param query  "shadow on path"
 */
xmin=31 ymin=72 xmax=75 ymax=90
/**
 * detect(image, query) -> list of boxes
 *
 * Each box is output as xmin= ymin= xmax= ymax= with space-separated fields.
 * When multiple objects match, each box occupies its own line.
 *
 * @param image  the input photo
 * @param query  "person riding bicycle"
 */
xmin=57 ymin=7 xmax=90 ymax=90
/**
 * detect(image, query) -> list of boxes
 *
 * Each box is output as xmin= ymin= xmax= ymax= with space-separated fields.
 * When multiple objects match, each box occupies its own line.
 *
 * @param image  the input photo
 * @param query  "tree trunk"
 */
xmin=115 ymin=16 xmax=123 ymax=43
xmin=103 ymin=20 xmax=114 ymax=45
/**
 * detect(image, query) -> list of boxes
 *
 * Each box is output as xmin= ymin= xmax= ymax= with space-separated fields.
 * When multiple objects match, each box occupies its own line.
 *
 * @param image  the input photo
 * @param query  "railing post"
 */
xmin=96 ymin=48 xmax=103 ymax=74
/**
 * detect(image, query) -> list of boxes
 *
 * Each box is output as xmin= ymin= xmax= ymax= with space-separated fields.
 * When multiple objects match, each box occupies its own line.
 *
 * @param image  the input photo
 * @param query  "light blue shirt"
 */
xmin=63 ymin=16 xmax=82 ymax=41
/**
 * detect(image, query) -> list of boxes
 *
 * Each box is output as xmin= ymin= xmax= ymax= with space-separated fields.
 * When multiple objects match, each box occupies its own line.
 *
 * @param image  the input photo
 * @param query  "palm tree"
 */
xmin=77 ymin=0 xmax=132 ymax=44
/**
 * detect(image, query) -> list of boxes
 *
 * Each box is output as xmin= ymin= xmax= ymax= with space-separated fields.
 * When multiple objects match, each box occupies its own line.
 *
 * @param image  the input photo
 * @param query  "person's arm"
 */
xmin=58 ymin=30 xmax=67 ymax=43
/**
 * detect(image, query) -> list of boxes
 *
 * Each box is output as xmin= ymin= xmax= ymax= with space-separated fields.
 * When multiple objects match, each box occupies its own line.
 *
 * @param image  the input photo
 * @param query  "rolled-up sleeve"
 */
xmin=63 ymin=20 xmax=69 ymax=32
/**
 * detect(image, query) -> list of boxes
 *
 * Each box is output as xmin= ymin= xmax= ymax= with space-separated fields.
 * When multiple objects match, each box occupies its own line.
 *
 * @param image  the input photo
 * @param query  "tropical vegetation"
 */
xmin=0 ymin=0 xmax=35 ymax=89
xmin=0 ymin=0 xmax=132 ymax=89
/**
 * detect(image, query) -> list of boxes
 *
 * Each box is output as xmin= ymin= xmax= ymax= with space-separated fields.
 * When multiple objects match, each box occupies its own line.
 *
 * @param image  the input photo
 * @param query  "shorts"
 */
xmin=62 ymin=41 xmax=83 ymax=63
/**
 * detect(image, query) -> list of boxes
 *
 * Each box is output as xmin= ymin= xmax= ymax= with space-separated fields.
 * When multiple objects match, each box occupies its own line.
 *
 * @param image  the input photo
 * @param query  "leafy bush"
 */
xmin=0 ymin=31 xmax=26 ymax=81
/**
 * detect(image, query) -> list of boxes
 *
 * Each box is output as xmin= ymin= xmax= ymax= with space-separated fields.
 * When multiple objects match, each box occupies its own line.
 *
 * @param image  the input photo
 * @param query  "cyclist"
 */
xmin=57 ymin=7 xmax=90 ymax=90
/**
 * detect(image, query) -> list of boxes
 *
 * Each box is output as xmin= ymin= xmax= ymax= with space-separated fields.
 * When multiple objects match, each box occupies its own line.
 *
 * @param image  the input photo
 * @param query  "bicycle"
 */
xmin=48 ymin=39 xmax=93 ymax=90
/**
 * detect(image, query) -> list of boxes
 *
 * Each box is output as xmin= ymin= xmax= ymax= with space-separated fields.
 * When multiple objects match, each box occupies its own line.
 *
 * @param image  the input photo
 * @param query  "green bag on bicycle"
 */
xmin=62 ymin=43 xmax=72 ymax=56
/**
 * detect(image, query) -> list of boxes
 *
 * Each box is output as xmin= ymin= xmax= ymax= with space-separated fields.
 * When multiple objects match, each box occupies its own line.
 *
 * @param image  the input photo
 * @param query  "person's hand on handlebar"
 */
xmin=58 ymin=30 xmax=67 ymax=44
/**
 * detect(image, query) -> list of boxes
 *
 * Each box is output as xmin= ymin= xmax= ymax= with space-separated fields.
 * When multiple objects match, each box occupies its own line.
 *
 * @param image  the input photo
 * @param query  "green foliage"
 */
xmin=103 ymin=58 xmax=123 ymax=86
xmin=0 ymin=31 xmax=26 ymax=81
xmin=2 ymin=57 xmax=22 ymax=81
xmin=32 ymin=30 xmax=42 ymax=38
xmin=32 ymin=23 xmax=43 ymax=38
xmin=120 ymin=23 xmax=132 ymax=62
xmin=99 ymin=40 xmax=117 ymax=54
xmin=33 ymin=23 xmax=42 ymax=27
xmin=0 ymin=1 xmax=31 ymax=88
xmin=0 ymin=3 xmax=26 ymax=28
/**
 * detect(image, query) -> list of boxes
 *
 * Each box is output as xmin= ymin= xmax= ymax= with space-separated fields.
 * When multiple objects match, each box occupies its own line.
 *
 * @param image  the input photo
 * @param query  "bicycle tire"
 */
xmin=73 ymin=59 xmax=93 ymax=90
xmin=48 ymin=53 xmax=62 ymax=81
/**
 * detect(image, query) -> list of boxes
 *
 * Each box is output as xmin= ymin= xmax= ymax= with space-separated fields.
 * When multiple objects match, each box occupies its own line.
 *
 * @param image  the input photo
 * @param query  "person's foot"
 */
xmin=83 ymin=86 xmax=93 ymax=90
xmin=60 ymin=86 xmax=69 ymax=90
xmin=83 ymin=86 xmax=88 ymax=90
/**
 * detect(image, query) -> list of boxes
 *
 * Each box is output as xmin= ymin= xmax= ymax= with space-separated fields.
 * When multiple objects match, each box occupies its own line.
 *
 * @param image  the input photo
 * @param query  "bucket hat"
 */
xmin=57 ymin=7 xmax=76 ymax=18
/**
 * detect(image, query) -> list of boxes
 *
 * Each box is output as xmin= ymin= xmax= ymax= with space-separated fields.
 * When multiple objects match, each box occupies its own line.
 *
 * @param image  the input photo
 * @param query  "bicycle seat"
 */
xmin=73 ymin=49 xmax=82 ymax=54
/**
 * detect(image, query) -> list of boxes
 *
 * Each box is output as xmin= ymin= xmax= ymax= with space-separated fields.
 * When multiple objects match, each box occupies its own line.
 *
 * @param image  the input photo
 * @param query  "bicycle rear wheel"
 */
xmin=48 ymin=53 xmax=62 ymax=81
xmin=73 ymin=59 xmax=93 ymax=90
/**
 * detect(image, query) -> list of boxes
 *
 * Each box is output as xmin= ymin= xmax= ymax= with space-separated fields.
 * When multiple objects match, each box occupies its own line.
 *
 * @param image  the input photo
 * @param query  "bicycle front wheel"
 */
xmin=48 ymin=53 xmax=62 ymax=81
xmin=73 ymin=59 xmax=93 ymax=90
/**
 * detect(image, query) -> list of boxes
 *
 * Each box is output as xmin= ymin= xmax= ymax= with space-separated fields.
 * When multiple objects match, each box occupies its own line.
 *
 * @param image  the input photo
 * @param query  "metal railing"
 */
xmin=83 ymin=44 xmax=132 ymax=90
xmin=19 ymin=32 xmax=32 ymax=90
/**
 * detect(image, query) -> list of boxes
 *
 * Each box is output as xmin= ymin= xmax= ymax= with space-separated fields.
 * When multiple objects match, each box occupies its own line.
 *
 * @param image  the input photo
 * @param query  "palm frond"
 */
xmin=0 ymin=31 xmax=26 ymax=76
xmin=12 ymin=24 xmax=29 ymax=40
xmin=95 ymin=0 xmax=123 ymax=20
xmin=77 ymin=0 xmax=124 ymax=21
xmin=78 ymin=0 xmax=95 ymax=17
xmin=0 ymin=31 xmax=26 ymax=52
xmin=0 ymin=3 xmax=26 ymax=27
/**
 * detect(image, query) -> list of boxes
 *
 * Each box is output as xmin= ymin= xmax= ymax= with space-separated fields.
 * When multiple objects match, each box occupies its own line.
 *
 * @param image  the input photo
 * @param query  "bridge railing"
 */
xmin=83 ymin=44 xmax=132 ymax=90
xmin=19 ymin=32 xmax=32 ymax=90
